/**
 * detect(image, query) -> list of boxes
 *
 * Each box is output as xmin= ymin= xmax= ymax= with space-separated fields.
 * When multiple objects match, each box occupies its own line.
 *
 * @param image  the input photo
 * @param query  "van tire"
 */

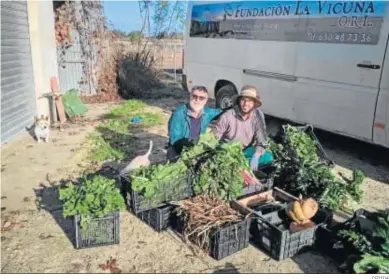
xmin=216 ymin=84 xmax=237 ymax=110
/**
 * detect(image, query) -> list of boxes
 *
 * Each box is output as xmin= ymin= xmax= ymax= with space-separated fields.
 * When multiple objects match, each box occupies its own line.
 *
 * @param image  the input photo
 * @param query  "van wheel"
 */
xmin=216 ymin=84 xmax=237 ymax=110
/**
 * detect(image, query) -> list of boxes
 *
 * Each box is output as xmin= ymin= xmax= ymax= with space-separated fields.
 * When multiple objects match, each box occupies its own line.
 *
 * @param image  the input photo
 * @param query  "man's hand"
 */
xmin=250 ymin=155 xmax=259 ymax=171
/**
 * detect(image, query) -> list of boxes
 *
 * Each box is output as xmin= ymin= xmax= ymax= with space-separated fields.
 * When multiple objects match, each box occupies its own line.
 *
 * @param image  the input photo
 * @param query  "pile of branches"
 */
xmin=82 ymin=34 xmax=124 ymax=104
xmin=175 ymin=195 xmax=244 ymax=252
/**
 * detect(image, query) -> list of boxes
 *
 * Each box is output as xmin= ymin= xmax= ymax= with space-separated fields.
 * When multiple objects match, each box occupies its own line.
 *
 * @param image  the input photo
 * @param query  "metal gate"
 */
xmin=57 ymin=29 xmax=92 ymax=94
xmin=1 ymin=1 xmax=36 ymax=144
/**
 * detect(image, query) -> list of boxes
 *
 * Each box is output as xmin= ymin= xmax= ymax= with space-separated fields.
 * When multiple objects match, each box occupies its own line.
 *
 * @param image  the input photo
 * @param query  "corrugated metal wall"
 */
xmin=1 ymin=1 xmax=36 ymax=144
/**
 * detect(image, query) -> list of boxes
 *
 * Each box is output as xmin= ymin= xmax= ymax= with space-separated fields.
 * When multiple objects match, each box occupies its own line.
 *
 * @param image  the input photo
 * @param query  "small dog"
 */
xmin=120 ymin=140 xmax=153 ymax=175
xmin=28 ymin=115 xmax=50 ymax=143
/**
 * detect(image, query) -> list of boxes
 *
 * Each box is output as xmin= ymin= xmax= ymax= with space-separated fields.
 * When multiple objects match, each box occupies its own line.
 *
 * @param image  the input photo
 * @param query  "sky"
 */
xmin=103 ymin=0 xmax=189 ymax=33
xmin=103 ymin=1 xmax=144 ymax=33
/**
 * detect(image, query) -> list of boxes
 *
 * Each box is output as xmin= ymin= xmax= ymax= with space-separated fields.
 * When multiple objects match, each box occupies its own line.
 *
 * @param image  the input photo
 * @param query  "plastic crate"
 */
xmin=74 ymin=212 xmax=120 ymax=249
xmin=120 ymin=171 xmax=193 ymax=214
xmin=136 ymin=204 xmax=173 ymax=232
xmin=282 ymin=124 xmax=334 ymax=167
xmin=315 ymin=209 xmax=376 ymax=265
xmin=174 ymin=214 xmax=251 ymax=260
xmin=251 ymin=208 xmax=330 ymax=260
xmin=241 ymin=169 xmax=274 ymax=197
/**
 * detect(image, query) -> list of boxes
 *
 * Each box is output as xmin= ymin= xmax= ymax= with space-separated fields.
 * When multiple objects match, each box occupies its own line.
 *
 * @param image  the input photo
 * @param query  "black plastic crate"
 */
xmin=251 ymin=207 xmax=330 ymax=260
xmin=241 ymin=169 xmax=274 ymax=197
xmin=173 ymin=213 xmax=250 ymax=260
xmin=315 ymin=209 xmax=376 ymax=265
xmin=282 ymin=124 xmax=334 ymax=167
xmin=74 ymin=212 xmax=120 ymax=249
xmin=136 ymin=204 xmax=173 ymax=232
xmin=120 ymin=171 xmax=193 ymax=214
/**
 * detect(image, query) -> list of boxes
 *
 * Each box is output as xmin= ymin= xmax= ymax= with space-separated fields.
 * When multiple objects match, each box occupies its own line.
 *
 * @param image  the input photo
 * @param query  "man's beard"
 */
xmin=240 ymin=107 xmax=254 ymax=115
xmin=190 ymin=104 xmax=203 ymax=113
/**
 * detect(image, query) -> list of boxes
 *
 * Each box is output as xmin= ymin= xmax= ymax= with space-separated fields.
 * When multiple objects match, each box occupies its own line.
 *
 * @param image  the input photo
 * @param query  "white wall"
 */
xmin=27 ymin=0 xmax=59 ymax=121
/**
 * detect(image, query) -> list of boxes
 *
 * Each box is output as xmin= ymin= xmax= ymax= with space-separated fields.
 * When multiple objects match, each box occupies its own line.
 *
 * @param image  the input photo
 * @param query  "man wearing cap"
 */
xmin=167 ymin=85 xmax=222 ymax=160
xmin=211 ymin=85 xmax=273 ymax=171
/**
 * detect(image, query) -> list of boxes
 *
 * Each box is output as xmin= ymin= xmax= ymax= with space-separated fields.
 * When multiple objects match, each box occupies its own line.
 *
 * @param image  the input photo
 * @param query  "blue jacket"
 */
xmin=168 ymin=104 xmax=222 ymax=146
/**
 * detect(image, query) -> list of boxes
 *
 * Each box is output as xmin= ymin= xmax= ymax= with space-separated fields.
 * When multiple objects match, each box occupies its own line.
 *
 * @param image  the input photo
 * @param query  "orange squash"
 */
xmin=287 ymin=196 xmax=318 ymax=225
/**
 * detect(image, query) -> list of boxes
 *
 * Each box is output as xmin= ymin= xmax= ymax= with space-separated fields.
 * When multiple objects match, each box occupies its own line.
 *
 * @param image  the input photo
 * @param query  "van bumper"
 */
xmin=181 ymin=74 xmax=189 ymax=92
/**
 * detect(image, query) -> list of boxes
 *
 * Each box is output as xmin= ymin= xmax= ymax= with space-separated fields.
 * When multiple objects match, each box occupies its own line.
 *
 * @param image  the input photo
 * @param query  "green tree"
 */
xmin=138 ymin=0 xmax=187 ymax=38
xmin=128 ymin=31 xmax=143 ymax=43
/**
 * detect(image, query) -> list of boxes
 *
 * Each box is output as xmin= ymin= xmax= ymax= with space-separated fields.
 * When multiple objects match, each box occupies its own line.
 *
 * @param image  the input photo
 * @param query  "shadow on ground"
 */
xmin=95 ymin=125 xmax=169 ymax=169
xmin=33 ymin=166 xmax=124 ymax=249
xmin=211 ymin=262 xmax=240 ymax=274
xmin=315 ymin=129 xmax=389 ymax=183
xmin=292 ymin=250 xmax=340 ymax=274
xmin=34 ymin=180 xmax=75 ymax=247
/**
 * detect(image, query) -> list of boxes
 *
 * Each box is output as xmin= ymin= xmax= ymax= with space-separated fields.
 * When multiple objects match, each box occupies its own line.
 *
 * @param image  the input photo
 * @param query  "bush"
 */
xmin=117 ymin=49 xmax=164 ymax=99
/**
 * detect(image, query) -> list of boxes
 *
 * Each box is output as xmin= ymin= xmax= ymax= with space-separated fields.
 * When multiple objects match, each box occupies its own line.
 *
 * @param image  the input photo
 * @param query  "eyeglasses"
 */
xmin=191 ymin=94 xmax=207 ymax=101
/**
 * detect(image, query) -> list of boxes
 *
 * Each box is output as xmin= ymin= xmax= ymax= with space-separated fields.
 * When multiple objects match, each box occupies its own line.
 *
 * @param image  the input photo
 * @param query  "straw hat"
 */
xmin=234 ymin=85 xmax=262 ymax=107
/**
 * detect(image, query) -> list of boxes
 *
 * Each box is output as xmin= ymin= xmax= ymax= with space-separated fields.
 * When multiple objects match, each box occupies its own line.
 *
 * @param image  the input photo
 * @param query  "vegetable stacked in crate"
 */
xmin=268 ymin=124 xmax=365 ymax=213
xmin=315 ymin=209 xmax=389 ymax=274
xmin=232 ymin=187 xmax=331 ymax=260
xmin=173 ymin=195 xmax=251 ymax=260
xmin=120 ymin=160 xmax=193 ymax=232
xmin=59 ymin=175 xmax=125 ymax=249
xmin=120 ymin=132 xmax=269 ymax=233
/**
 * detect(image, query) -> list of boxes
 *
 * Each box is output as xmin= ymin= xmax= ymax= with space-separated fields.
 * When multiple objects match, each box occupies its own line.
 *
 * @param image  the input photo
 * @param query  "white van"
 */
xmin=182 ymin=1 xmax=389 ymax=148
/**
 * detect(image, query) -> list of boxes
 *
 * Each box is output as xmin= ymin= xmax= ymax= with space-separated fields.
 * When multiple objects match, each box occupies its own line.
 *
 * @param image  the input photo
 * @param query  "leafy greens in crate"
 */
xmin=337 ymin=210 xmax=389 ymax=273
xmin=267 ymin=125 xmax=365 ymax=212
xmin=127 ymin=133 xmax=254 ymax=203
xmin=60 ymin=175 xmax=125 ymax=228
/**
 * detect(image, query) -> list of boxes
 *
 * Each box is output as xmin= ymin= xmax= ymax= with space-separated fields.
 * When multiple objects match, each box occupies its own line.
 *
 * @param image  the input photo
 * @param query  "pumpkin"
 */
xmin=287 ymin=195 xmax=318 ymax=225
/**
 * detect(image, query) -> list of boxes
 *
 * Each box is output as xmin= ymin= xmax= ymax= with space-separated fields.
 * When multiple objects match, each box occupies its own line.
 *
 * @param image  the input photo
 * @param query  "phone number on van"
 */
xmin=307 ymin=32 xmax=375 ymax=44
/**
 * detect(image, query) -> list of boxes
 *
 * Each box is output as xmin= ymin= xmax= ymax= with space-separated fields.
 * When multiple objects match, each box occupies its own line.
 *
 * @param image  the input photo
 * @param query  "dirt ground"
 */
xmin=1 ymin=86 xmax=388 ymax=273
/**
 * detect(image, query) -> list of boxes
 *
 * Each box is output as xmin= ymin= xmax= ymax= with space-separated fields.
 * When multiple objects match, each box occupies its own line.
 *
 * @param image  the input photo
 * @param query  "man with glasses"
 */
xmin=167 ymin=85 xmax=222 ymax=160
xmin=211 ymin=85 xmax=273 ymax=171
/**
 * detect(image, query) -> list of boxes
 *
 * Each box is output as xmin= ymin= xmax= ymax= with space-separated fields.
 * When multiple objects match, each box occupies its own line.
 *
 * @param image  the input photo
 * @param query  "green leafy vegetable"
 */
xmin=267 ymin=125 xmax=365 ymax=211
xmin=284 ymin=125 xmax=320 ymax=163
xmin=353 ymin=254 xmax=389 ymax=274
xmin=127 ymin=133 xmax=250 ymax=203
xmin=60 ymin=175 xmax=125 ymax=227
xmin=337 ymin=210 xmax=389 ymax=273
xmin=338 ymin=229 xmax=373 ymax=253
xmin=129 ymin=160 xmax=189 ymax=208
xmin=189 ymin=141 xmax=250 ymax=201
xmin=180 ymin=133 xmax=219 ymax=164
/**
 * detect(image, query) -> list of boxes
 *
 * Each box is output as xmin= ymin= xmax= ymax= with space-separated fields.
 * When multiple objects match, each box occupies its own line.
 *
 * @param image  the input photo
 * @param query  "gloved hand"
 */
xmin=250 ymin=155 xmax=259 ymax=171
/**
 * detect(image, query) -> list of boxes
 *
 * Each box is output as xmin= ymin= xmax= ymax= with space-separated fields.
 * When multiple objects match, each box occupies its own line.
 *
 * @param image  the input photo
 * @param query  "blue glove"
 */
xmin=250 ymin=155 xmax=259 ymax=171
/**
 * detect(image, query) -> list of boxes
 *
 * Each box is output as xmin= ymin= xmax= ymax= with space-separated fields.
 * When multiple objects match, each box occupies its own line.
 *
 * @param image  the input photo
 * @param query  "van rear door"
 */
xmin=373 ymin=30 xmax=389 ymax=148
xmin=292 ymin=1 xmax=389 ymax=142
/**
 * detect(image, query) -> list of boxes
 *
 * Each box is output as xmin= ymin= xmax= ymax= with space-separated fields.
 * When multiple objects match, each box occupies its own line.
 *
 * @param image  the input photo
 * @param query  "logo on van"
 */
xmin=190 ymin=1 xmax=387 ymax=45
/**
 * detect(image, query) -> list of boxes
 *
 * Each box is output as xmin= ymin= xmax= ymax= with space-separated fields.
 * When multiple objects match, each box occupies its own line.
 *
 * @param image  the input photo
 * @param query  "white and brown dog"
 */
xmin=32 ymin=115 xmax=50 ymax=143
